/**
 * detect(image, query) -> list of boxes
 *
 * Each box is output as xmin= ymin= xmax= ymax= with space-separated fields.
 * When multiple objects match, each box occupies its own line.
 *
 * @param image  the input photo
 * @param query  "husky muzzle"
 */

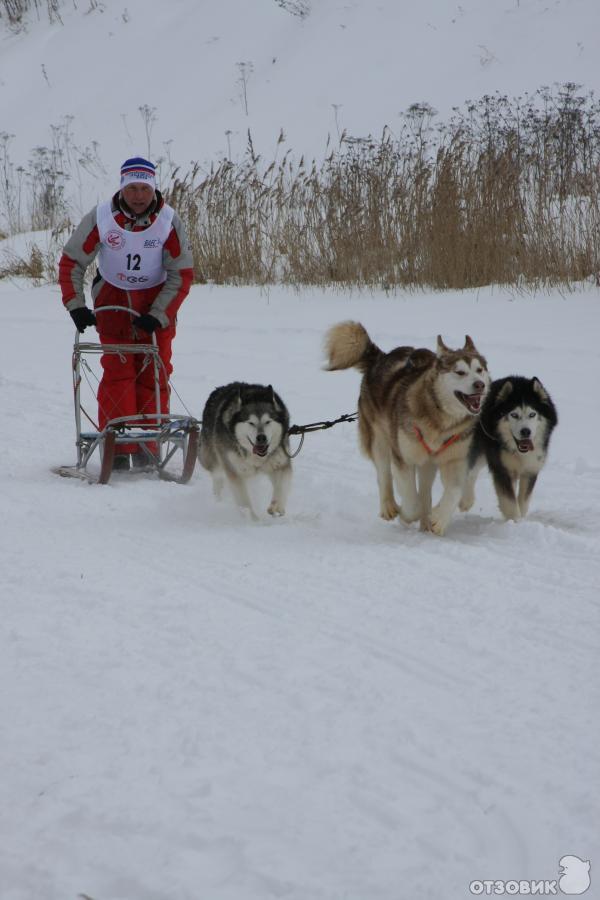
xmin=251 ymin=433 xmax=269 ymax=457
xmin=514 ymin=427 xmax=534 ymax=453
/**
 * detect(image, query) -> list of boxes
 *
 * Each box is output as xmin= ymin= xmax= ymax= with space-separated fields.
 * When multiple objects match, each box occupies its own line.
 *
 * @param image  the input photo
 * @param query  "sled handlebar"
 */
xmin=74 ymin=305 xmax=157 ymax=348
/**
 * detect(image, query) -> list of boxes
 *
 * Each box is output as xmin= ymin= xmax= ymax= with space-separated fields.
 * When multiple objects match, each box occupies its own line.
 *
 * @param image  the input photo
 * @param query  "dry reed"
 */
xmin=165 ymin=85 xmax=600 ymax=290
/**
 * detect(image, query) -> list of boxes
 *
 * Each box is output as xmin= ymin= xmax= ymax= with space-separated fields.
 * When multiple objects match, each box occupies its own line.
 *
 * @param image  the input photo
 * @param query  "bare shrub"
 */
xmin=0 ymin=0 xmax=61 ymax=27
xmin=275 ymin=0 xmax=310 ymax=18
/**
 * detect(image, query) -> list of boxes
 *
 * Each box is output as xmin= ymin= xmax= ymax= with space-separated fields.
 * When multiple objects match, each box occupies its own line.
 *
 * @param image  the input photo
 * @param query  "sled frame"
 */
xmin=55 ymin=306 xmax=199 ymax=485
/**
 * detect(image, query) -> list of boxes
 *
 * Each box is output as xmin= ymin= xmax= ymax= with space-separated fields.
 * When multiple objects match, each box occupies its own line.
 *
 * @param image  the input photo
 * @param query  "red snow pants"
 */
xmin=93 ymin=283 xmax=175 ymax=454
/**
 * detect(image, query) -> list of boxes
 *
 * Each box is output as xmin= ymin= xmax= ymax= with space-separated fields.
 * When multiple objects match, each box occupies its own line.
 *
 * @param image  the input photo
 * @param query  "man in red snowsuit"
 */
xmin=58 ymin=157 xmax=194 ymax=469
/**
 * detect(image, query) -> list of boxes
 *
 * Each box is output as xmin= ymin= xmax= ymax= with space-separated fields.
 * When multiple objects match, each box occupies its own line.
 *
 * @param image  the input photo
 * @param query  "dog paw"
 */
xmin=399 ymin=506 xmax=421 ymax=524
xmin=499 ymin=500 xmax=521 ymax=521
xmin=429 ymin=506 xmax=449 ymax=535
xmin=268 ymin=501 xmax=285 ymax=517
xmin=459 ymin=494 xmax=474 ymax=512
xmin=379 ymin=500 xmax=400 ymax=520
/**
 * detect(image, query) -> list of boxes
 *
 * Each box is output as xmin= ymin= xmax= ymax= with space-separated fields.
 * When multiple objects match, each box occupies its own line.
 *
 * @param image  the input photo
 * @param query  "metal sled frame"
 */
xmin=55 ymin=306 xmax=199 ymax=485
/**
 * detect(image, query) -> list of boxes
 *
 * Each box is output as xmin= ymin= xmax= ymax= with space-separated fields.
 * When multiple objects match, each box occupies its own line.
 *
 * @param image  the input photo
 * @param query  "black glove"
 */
xmin=135 ymin=313 xmax=161 ymax=333
xmin=69 ymin=306 xmax=96 ymax=333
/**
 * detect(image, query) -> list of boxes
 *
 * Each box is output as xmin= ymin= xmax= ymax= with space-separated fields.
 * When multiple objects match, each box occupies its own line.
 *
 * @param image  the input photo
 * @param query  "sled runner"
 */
xmin=53 ymin=306 xmax=199 ymax=485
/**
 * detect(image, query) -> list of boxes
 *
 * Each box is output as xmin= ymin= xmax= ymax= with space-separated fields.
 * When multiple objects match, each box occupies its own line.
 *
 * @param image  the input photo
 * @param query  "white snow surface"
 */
xmin=1 ymin=281 xmax=599 ymax=899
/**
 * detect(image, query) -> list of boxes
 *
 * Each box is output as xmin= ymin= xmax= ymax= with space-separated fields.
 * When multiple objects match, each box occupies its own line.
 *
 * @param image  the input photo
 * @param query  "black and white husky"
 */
xmin=198 ymin=382 xmax=292 ymax=518
xmin=461 ymin=376 xmax=558 ymax=521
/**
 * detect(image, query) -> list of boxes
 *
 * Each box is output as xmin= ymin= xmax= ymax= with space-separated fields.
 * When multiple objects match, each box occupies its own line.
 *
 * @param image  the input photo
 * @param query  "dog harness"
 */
xmin=413 ymin=425 xmax=461 ymax=456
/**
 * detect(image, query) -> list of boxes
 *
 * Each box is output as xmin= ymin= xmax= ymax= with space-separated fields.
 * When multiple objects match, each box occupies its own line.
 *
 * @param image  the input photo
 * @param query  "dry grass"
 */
xmin=1 ymin=83 xmax=598 ymax=290
xmin=165 ymin=85 xmax=600 ymax=290
xmin=0 ymin=226 xmax=70 ymax=282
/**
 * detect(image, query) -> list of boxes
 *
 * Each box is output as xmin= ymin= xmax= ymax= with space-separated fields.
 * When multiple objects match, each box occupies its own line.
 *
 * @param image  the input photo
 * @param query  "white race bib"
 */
xmin=96 ymin=201 xmax=175 ymax=289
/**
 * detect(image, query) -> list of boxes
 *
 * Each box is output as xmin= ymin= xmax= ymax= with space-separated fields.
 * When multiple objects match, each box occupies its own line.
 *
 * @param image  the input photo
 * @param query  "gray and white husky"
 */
xmin=461 ymin=375 xmax=558 ymax=520
xmin=198 ymin=382 xmax=292 ymax=518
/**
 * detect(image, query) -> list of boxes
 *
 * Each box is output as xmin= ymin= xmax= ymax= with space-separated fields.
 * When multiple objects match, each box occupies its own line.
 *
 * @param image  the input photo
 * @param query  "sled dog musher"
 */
xmin=58 ymin=156 xmax=194 ymax=470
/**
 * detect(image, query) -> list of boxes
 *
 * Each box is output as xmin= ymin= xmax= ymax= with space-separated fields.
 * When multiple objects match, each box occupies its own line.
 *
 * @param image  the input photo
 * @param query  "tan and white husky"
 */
xmin=324 ymin=322 xmax=490 ymax=535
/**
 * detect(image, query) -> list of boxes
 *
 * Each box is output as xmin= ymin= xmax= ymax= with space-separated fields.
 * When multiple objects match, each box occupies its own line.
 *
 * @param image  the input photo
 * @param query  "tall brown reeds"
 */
xmin=166 ymin=85 xmax=600 ymax=290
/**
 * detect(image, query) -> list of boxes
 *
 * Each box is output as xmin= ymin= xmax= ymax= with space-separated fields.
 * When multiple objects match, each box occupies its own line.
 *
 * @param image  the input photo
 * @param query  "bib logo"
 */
xmin=559 ymin=856 xmax=591 ymax=895
xmin=105 ymin=230 xmax=125 ymax=250
xmin=116 ymin=273 xmax=150 ymax=284
xmin=144 ymin=239 xmax=161 ymax=248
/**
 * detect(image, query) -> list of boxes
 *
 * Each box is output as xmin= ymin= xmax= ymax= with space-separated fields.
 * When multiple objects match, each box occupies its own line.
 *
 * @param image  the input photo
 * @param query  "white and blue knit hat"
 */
xmin=120 ymin=157 xmax=156 ymax=189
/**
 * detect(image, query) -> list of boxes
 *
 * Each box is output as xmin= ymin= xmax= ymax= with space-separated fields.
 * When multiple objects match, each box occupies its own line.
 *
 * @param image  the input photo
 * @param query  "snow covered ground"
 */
xmin=1 ymin=280 xmax=598 ymax=900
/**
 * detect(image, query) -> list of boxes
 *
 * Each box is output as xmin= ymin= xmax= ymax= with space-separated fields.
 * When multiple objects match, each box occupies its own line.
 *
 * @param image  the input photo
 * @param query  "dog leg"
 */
xmin=267 ymin=463 xmax=292 ymax=517
xmin=371 ymin=434 xmax=399 ymax=520
xmin=225 ymin=471 xmax=258 ymax=520
xmin=212 ymin=471 xmax=226 ymax=500
xmin=460 ymin=458 xmax=484 ymax=512
xmin=392 ymin=460 xmax=421 ymax=524
xmin=517 ymin=473 xmax=537 ymax=518
xmin=430 ymin=459 xmax=465 ymax=535
xmin=492 ymin=467 xmax=520 ymax=521
xmin=417 ymin=461 xmax=437 ymax=530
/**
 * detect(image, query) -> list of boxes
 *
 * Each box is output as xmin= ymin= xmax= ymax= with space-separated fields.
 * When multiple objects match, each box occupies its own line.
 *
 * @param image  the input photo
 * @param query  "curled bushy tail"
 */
xmin=324 ymin=321 xmax=381 ymax=373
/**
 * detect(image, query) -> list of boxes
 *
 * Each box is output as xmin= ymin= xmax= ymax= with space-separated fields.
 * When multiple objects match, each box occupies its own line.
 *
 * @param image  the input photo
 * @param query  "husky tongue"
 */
xmin=516 ymin=438 xmax=534 ymax=453
xmin=253 ymin=443 xmax=268 ymax=457
xmin=457 ymin=391 xmax=482 ymax=413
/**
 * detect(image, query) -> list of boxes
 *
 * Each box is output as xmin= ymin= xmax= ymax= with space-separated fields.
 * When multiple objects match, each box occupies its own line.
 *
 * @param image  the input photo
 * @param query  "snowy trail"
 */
xmin=1 ymin=282 xmax=598 ymax=899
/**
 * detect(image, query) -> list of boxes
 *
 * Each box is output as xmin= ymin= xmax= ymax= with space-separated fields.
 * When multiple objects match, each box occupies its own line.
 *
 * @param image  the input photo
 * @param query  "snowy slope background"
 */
xmin=1 ymin=2 xmax=600 ymax=899
xmin=2 ymin=0 xmax=600 ymax=221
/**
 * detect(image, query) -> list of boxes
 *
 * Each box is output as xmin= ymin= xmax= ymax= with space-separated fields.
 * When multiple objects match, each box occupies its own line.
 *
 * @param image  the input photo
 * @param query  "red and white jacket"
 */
xmin=58 ymin=191 xmax=194 ymax=333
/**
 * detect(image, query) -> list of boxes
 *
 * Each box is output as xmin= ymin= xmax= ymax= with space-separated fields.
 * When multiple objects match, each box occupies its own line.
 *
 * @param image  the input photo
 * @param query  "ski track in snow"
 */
xmin=1 ymin=283 xmax=599 ymax=900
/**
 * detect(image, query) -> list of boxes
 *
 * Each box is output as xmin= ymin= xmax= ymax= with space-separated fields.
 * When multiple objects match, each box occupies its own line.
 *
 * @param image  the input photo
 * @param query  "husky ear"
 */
xmin=436 ymin=335 xmax=451 ymax=356
xmin=531 ymin=377 xmax=549 ymax=402
xmin=267 ymin=384 xmax=282 ymax=411
xmin=233 ymin=386 xmax=243 ymax=412
xmin=463 ymin=335 xmax=476 ymax=352
xmin=495 ymin=380 xmax=513 ymax=405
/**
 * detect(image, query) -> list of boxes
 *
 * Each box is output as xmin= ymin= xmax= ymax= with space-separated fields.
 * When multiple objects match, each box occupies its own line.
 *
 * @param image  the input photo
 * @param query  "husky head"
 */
xmin=434 ymin=335 xmax=490 ymax=418
xmin=492 ymin=376 xmax=557 ymax=454
xmin=230 ymin=384 xmax=287 ymax=458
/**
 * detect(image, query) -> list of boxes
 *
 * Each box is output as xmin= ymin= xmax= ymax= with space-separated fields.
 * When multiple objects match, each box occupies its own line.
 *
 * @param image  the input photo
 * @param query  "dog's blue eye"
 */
xmin=510 ymin=412 xmax=519 ymax=419
xmin=528 ymin=411 xmax=536 ymax=418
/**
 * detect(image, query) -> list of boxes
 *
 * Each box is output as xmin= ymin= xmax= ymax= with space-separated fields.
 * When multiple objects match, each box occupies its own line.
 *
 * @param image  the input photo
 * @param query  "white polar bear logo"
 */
xmin=559 ymin=855 xmax=591 ymax=894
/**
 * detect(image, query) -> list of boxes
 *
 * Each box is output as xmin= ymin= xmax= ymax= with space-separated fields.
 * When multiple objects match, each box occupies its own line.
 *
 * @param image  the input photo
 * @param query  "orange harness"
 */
xmin=413 ymin=425 xmax=461 ymax=457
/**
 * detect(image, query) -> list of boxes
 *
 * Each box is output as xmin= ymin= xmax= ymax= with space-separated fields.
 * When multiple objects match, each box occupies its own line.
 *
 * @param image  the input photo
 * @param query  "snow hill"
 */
xmin=1 ymin=0 xmax=599 ymax=215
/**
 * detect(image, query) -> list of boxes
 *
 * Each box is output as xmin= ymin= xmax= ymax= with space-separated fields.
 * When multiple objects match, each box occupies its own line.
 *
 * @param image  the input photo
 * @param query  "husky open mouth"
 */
xmin=515 ymin=437 xmax=534 ymax=453
xmin=250 ymin=439 xmax=269 ymax=457
xmin=455 ymin=391 xmax=484 ymax=414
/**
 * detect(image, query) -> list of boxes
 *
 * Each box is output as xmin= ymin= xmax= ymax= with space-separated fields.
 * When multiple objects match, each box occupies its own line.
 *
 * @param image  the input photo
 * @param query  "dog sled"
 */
xmin=53 ymin=306 xmax=199 ymax=485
